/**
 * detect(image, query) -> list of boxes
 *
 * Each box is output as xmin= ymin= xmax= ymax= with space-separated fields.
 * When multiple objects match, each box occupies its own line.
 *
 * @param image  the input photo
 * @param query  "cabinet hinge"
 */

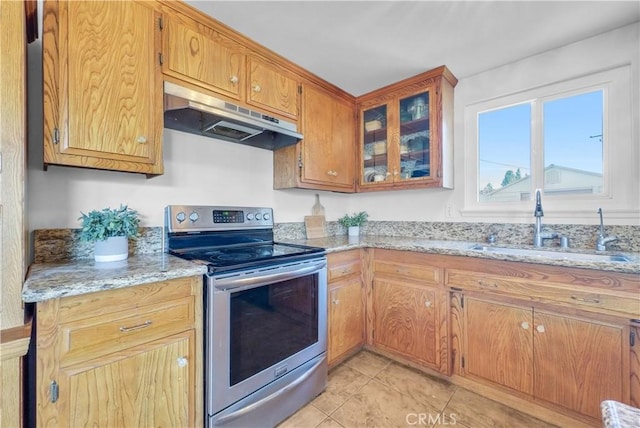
xmin=631 ymin=331 xmax=636 ymax=347
xmin=52 ymin=128 xmax=59 ymax=144
xmin=158 ymin=53 xmax=164 ymax=66
xmin=50 ymin=380 xmax=59 ymax=403
xmin=298 ymin=85 xmax=302 ymax=95
xmin=461 ymin=356 xmax=465 ymax=368
xmin=158 ymin=17 xmax=163 ymax=30
xmin=297 ymin=153 xmax=303 ymax=169
xmin=461 ymin=295 xmax=464 ymax=308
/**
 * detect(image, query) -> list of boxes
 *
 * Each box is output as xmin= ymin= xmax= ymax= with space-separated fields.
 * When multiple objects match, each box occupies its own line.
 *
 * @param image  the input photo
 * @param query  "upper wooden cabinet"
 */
xmin=43 ymin=0 xmax=163 ymax=175
xmin=356 ymin=66 xmax=457 ymax=191
xmin=247 ymin=56 xmax=300 ymax=120
xmin=161 ymin=11 xmax=245 ymax=101
xmin=274 ymin=83 xmax=356 ymax=192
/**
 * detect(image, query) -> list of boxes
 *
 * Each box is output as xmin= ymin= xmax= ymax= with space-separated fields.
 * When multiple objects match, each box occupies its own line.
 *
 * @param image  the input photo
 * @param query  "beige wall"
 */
xmin=26 ymin=21 xmax=639 ymax=230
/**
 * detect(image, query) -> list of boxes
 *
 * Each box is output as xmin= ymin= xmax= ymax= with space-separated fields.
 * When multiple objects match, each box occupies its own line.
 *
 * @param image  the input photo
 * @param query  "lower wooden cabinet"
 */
xmin=34 ymin=277 xmax=202 ymax=427
xmin=464 ymin=295 xmax=628 ymax=420
xmin=327 ymin=250 xmax=365 ymax=366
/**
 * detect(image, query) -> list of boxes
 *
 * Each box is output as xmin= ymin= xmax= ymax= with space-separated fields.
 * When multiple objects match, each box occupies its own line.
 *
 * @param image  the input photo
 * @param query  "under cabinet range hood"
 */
xmin=163 ymin=81 xmax=303 ymax=150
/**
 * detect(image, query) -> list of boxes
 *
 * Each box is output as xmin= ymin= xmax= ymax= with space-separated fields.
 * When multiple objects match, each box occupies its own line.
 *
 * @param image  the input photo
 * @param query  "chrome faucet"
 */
xmin=533 ymin=189 xmax=557 ymax=247
xmin=596 ymin=208 xmax=618 ymax=251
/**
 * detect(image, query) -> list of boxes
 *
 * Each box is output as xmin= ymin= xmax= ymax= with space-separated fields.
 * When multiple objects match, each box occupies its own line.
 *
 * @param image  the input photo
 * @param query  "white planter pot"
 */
xmin=94 ymin=236 xmax=128 ymax=262
xmin=347 ymin=226 xmax=360 ymax=236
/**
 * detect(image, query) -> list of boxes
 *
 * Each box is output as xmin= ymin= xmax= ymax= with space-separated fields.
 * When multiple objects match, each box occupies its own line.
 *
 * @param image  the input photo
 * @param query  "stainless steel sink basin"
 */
xmin=468 ymin=244 xmax=632 ymax=263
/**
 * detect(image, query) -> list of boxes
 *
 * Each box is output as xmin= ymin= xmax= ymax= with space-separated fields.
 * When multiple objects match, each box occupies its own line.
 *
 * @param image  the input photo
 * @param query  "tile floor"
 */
xmin=278 ymin=350 xmax=556 ymax=428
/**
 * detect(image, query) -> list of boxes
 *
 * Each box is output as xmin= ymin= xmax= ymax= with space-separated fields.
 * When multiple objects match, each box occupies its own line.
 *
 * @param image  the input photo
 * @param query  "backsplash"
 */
xmin=33 ymin=221 xmax=639 ymax=263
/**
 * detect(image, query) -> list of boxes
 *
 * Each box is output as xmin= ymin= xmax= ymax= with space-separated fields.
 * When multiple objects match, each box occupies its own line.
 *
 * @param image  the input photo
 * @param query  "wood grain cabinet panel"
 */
xmin=43 ymin=0 xmax=163 ymax=174
xmin=247 ymin=56 xmax=299 ymax=120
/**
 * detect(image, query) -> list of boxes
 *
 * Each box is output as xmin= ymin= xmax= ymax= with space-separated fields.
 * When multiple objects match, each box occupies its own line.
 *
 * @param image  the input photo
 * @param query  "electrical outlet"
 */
xmin=445 ymin=203 xmax=454 ymax=218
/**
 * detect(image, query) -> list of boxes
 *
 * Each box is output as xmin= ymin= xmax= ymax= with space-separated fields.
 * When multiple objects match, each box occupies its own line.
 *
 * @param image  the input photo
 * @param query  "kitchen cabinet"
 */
xmin=357 ymin=66 xmax=457 ymax=191
xmin=327 ymin=251 xmax=365 ymax=366
xmin=371 ymin=249 xmax=448 ymax=373
xmin=161 ymin=10 xmax=245 ymax=101
xmin=631 ymin=323 xmax=640 ymax=408
xmin=274 ymin=83 xmax=356 ymax=192
xmin=247 ymin=56 xmax=300 ymax=120
xmin=43 ymin=0 xmax=163 ymax=175
xmin=463 ymin=295 xmax=627 ymax=420
xmin=35 ymin=277 xmax=202 ymax=427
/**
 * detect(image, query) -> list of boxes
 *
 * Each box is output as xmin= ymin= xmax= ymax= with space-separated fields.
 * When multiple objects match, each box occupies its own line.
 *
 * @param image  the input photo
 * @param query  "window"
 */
xmin=463 ymin=65 xmax=636 ymax=221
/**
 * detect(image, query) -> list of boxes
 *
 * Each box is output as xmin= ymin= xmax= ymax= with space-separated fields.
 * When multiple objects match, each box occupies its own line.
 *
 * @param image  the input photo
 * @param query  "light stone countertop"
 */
xmin=23 ymin=253 xmax=207 ymax=303
xmin=282 ymin=235 xmax=640 ymax=274
xmin=23 ymin=236 xmax=638 ymax=303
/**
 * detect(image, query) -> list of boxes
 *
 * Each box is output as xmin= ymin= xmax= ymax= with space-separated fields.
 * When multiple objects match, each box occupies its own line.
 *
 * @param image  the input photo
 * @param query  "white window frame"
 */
xmin=462 ymin=65 xmax=637 ymax=222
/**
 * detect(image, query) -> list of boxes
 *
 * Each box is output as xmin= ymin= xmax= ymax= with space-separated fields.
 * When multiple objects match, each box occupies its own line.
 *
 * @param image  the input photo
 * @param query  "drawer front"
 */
xmin=374 ymin=260 xmax=440 ymax=284
xmin=59 ymin=296 xmax=194 ymax=365
xmin=328 ymin=251 xmax=361 ymax=283
xmin=447 ymin=270 xmax=639 ymax=317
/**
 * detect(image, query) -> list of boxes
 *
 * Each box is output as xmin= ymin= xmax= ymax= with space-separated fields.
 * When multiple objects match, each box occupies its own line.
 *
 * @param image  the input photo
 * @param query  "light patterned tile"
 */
xmin=342 ymin=350 xmax=392 ymax=378
xmin=445 ymin=387 xmax=556 ymax=428
xmin=312 ymin=365 xmax=370 ymax=415
xmin=374 ymin=362 xmax=457 ymax=412
xmin=316 ymin=417 xmax=346 ymax=428
xmin=331 ymin=379 xmax=436 ymax=428
xmin=278 ymin=403 xmax=328 ymax=428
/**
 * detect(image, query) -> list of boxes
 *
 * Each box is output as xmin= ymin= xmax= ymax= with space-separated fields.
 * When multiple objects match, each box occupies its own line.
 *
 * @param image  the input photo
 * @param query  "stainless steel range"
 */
xmin=164 ymin=205 xmax=328 ymax=428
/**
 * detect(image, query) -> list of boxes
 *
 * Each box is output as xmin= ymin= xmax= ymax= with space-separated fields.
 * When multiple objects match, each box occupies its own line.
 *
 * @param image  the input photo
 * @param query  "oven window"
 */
xmin=229 ymin=274 xmax=318 ymax=386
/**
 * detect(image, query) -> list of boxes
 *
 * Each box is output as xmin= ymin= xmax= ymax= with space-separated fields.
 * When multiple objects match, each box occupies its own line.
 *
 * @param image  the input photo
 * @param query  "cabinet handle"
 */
xmin=393 ymin=169 xmax=398 ymax=176
xmin=333 ymin=299 xmax=340 ymax=305
xmin=477 ymin=280 xmax=498 ymax=288
xmin=521 ymin=322 xmax=530 ymax=330
xmin=570 ymin=295 xmax=601 ymax=304
xmin=252 ymin=84 xmax=261 ymax=93
xmin=119 ymin=320 xmax=152 ymax=332
xmin=177 ymin=357 xmax=188 ymax=368
xmin=327 ymin=170 xmax=338 ymax=176
xmin=136 ymin=136 xmax=148 ymax=144
xmin=536 ymin=325 xmax=545 ymax=333
xmin=386 ymin=172 xmax=391 ymax=176
xmin=425 ymin=300 xmax=433 ymax=308
xmin=341 ymin=268 xmax=352 ymax=275
xmin=230 ymin=75 xmax=239 ymax=84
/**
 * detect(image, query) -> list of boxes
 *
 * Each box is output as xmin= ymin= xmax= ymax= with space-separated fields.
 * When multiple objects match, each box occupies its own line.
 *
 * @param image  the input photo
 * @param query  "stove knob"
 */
xmin=263 ymin=213 xmax=271 ymax=220
xmin=246 ymin=213 xmax=254 ymax=221
xmin=255 ymin=213 xmax=262 ymax=220
xmin=176 ymin=212 xmax=186 ymax=223
xmin=189 ymin=212 xmax=199 ymax=222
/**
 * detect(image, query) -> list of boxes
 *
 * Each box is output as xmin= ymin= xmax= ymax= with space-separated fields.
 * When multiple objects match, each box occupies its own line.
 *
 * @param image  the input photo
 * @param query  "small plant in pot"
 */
xmin=338 ymin=211 xmax=368 ymax=236
xmin=78 ymin=205 xmax=140 ymax=262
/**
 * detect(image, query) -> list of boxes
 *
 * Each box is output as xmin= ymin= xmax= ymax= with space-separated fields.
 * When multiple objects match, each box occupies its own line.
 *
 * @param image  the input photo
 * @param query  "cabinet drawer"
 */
xmin=374 ymin=260 xmax=440 ymax=284
xmin=327 ymin=251 xmax=361 ymax=283
xmin=447 ymin=270 xmax=639 ymax=317
xmin=59 ymin=296 xmax=194 ymax=366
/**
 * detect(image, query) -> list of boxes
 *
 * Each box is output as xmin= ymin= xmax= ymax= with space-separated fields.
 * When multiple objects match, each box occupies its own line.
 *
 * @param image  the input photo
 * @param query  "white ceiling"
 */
xmin=187 ymin=1 xmax=640 ymax=96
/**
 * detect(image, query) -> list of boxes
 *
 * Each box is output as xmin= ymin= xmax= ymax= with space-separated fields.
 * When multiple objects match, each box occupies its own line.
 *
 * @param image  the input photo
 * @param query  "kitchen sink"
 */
xmin=468 ymin=244 xmax=632 ymax=263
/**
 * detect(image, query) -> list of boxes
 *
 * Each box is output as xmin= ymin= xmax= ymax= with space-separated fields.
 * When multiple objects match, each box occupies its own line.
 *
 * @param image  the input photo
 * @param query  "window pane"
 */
xmin=543 ymin=90 xmax=603 ymax=195
xmin=478 ymin=104 xmax=531 ymax=202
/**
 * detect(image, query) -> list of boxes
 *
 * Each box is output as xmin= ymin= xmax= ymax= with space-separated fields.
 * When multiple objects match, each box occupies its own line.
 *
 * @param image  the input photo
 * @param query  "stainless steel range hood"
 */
xmin=163 ymin=81 xmax=303 ymax=150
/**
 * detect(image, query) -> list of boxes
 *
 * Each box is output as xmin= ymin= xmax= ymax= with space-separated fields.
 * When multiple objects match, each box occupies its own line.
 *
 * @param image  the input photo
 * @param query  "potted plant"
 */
xmin=338 ymin=211 xmax=368 ymax=237
xmin=78 ymin=204 xmax=140 ymax=262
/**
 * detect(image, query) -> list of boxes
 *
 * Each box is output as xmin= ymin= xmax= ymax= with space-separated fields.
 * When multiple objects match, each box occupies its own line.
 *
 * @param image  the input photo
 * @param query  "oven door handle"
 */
xmin=213 ymin=259 xmax=326 ymax=292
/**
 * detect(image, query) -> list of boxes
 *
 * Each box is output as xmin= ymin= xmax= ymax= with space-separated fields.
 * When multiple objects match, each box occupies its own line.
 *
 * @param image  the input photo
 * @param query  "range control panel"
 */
xmin=165 ymin=205 xmax=273 ymax=232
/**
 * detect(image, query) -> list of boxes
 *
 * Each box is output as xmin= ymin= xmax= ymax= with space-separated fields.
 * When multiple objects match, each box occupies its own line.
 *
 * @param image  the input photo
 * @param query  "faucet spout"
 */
xmin=534 ymin=189 xmax=544 ymax=217
xmin=595 ymin=208 xmax=618 ymax=251
xmin=533 ymin=189 xmax=554 ymax=247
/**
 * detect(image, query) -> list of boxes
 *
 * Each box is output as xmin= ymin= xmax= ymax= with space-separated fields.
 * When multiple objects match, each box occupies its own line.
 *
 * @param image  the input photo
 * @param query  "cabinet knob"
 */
xmin=521 ymin=322 xmax=530 ymax=330
xmin=136 ymin=136 xmax=148 ymax=144
xmin=230 ymin=75 xmax=239 ymax=84
xmin=333 ymin=299 xmax=340 ymax=305
xmin=393 ymin=169 xmax=398 ymax=176
xmin=252 ymin=84 xmax=261 ymax=93
xmin=424 ymin=300 xmax=433 ymax=308
xmin=536 ymin=325 xmax=545 ymax=333
xmin=177 ymin=357 xmax=188 ymax=368
xmin=327 ymin=170 xmax=338 ymax=176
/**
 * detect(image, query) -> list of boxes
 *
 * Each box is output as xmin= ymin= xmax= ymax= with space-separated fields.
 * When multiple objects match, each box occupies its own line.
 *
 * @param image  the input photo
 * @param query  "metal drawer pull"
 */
xmin=571 ymin=295 xmax=601 ymax=304
xmin=477 ymin=280 xmax=498 ymax=288
xmin=119 ymin=320 xmax=152 ymax=332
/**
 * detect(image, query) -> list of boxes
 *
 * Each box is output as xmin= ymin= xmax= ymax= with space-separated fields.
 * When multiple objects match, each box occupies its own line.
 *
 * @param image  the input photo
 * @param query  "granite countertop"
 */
xmin=23 ymin=253 xmax=207 ymax=303
xmin=601 ymin=400 xmax=640 ymax=428
xmin=283 ymin=235 xmax=640 ymax=274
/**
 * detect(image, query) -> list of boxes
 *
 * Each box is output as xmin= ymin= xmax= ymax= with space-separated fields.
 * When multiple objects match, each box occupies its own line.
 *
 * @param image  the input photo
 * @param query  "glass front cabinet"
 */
xmin=357 ymin=66 xmax=457 ymax=191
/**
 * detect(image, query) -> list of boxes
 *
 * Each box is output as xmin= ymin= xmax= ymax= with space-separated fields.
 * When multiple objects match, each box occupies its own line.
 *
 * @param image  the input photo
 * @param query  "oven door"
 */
xmin=206 ymin=256 xmax=327 ymax=419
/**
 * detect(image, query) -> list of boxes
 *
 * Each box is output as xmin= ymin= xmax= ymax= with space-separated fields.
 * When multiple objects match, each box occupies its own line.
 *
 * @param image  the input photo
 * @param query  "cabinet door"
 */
xmin=328 ymin=277 xmax=365 ymax=365
xmin=372 ymin=278 xmax=438 ymax=367
xmin=163 ymin=13 xmax=244 ymax=100
xmin=397 ymin=90 xmax=432 ymax=182
xmin=58 ymin=333 xmax=194 ymax=427
xmin=43 ymin=0 xmax=163 ymax=174
xmin=361 ymin=103 xmax=390 ymax=186
xmin=465 ymin=298 xmax=533 ymax=394
xmin=533 ymin=311 xmax=624 ymax=418
xmin=247 ymin=57 xmax=299 ymax=119
xmin=300 ymin=85 xmax=355 ymax=190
